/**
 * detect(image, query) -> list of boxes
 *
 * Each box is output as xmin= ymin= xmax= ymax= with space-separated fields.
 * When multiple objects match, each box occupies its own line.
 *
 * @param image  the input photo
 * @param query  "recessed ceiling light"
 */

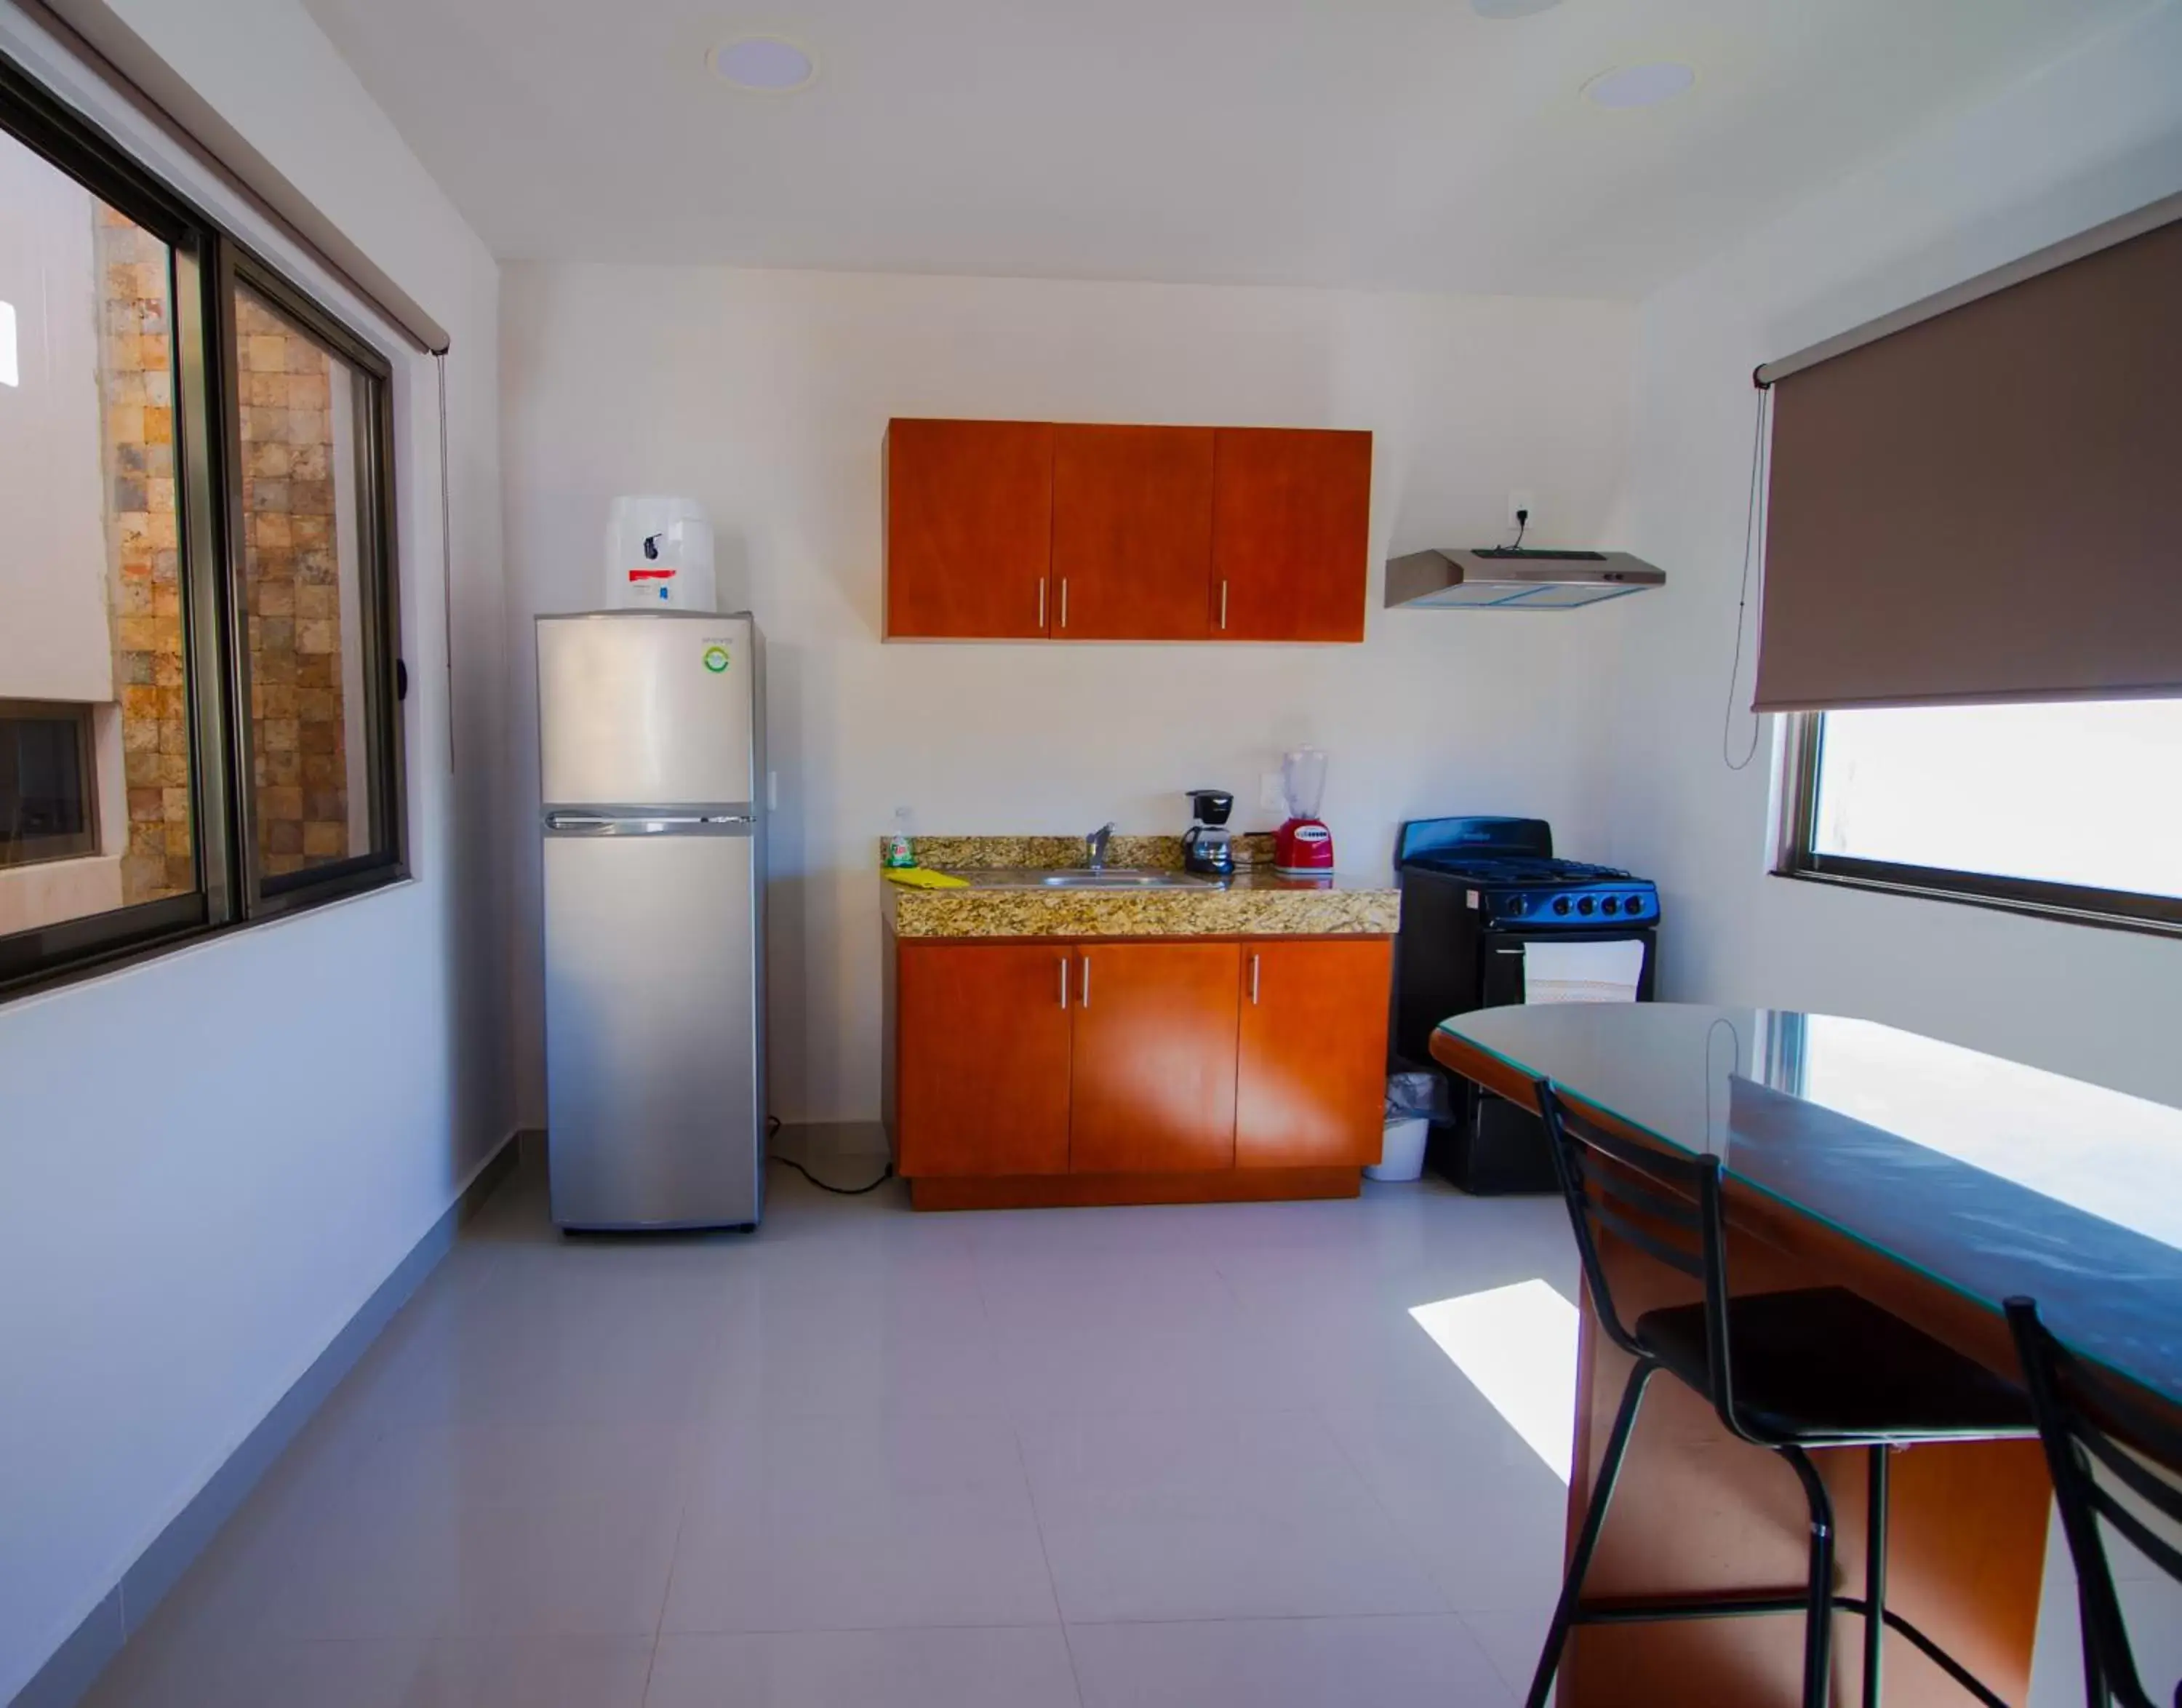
xmin=710 ymin=36 xmax=818 ymax=94
xmin=1471 ymin=0 xmax=1562 ymax=16
xmin=1582 ymin=63 xmax=1697 ymax=109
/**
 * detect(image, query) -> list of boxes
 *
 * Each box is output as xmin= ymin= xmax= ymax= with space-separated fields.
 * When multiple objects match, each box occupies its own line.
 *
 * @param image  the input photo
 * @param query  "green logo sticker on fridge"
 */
xmin=701 ymin=645 xmax=731 ymax=673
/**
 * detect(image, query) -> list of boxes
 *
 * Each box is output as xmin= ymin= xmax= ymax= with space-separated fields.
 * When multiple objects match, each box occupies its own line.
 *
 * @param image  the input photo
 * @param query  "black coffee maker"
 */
xmin=1183 ymin=789 xmax=1236 ymax=877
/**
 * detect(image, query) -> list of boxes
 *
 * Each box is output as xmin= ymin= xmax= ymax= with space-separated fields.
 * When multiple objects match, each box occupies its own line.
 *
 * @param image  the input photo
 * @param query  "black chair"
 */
xmin=1529 ymin=1079 xmax=2035 ymax=1708
xmin=2005 ymin=1297 xmax=2182 ymax=1708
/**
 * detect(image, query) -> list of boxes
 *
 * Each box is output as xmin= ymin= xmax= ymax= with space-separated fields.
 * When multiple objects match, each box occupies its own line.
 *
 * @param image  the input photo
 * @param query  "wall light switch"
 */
xmin=1258 ymin=771 xmax=1286 ymax=813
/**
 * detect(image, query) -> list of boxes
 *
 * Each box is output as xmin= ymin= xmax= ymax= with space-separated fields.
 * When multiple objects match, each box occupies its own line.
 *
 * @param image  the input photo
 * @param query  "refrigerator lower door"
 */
xmin=543 ymin=823 xmax=763 ymax=1230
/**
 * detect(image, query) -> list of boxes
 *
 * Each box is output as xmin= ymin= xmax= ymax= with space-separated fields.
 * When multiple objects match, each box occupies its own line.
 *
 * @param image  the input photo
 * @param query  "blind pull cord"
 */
xmin=1721 ymin=383 xmax=1771 ymax=773
xmin=436 ymin=350 xmax=455 ymax=774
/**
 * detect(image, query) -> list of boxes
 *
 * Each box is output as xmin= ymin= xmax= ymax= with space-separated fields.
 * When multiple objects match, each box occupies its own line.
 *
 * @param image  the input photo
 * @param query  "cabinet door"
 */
xmin=1210 ymin=428 xmax=1372 ymax=642
xmin=1235 ymin=939 xmax=1392 ymax=1168
xmin=885 ymin=419 xmax=1054 ymax=639
xmin=1050 ymin=425 xmax=1215 ymax=640
xmin=896 ymin=941 xmax=1074 ymax=1176
xmin=1070 ymin=942 xmax=1241 ymax=1173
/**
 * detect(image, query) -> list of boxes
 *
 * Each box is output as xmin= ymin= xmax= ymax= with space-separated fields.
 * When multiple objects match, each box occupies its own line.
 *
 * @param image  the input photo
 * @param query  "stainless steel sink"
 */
xmin=1035 ymin=869 xmax=1212 ymax=889
xmin=951 ymin=867 xmax=1217 ymax=890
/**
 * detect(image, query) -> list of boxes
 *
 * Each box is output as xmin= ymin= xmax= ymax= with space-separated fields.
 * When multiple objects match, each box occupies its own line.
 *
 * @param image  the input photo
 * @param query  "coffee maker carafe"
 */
xmin=1182 ymin=789 xmax=1236 ymax=877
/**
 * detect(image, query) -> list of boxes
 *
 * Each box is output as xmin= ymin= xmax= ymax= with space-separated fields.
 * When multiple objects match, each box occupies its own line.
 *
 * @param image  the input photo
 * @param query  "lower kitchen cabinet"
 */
xmin=894 ymin=941 xmax=1074 ymax=1177
xmin=1235 ymin=938 xmax=1393 ymax=1168
xmin=1068 ymin=941 xmax=1240 ymax=1173
xmin=887 ymin=933 xmax=1393 ymax=1207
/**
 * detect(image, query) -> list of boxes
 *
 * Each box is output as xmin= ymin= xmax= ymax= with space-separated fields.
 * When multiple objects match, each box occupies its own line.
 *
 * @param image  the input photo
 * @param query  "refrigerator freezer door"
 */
xmin=543 ymin=826 xmax=763 ymax=1229
xmin=538 ymin=613 xmax=756 ymax=808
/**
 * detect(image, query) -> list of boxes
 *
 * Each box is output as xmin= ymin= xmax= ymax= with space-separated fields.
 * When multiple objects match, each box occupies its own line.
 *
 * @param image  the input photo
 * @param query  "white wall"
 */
xmin=501 ymin=266 xmax=1637 ymax=1125
xmin=0 ymin=131 xmax=111 ymax=704
xmin=1608 ymin=0 xmax=2182 ymax=1109
xmin=1607 ymin=11 xmax=2182 ymax=1699
xmin=0 ymin=0 xmax=511 ymax=1699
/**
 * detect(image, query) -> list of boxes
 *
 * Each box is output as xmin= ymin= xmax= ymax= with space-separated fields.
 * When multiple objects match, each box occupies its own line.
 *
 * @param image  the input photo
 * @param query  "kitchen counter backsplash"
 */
xmin=886 ymin=833 xmax=1279 ymax=871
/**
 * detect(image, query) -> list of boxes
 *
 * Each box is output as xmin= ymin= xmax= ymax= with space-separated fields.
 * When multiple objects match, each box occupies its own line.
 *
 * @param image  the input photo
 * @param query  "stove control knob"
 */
xmin=1577 ymin=895 xmax=1596 ymax=916
xmin=1626 ymin=895 xmax=1645 ymax=917
xmin=1551 ymin=895 xmax=1571 ymax=916
xmin=1505 ymin=893 xmax=1526 ymax=916
xmin=1602 ymin=896 xmax=1620 ymax=915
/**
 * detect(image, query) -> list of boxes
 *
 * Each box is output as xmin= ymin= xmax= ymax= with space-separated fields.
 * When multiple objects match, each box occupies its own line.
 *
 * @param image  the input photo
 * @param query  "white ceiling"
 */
xmin=303 ymin=0 xmax=2147 ymax=298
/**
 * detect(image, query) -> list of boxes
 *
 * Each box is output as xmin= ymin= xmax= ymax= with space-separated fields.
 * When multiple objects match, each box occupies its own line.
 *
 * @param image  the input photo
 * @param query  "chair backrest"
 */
xmin=2005 ymin=1297 xmax=2182 ymax=1708
xmin=1533 ymin=1079 xmax=1747 ymax=1437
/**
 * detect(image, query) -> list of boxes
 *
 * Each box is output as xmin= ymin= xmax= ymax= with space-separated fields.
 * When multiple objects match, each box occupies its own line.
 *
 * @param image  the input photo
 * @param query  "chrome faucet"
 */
xmin=1085 ymin=821 xmax=1116 ymax=873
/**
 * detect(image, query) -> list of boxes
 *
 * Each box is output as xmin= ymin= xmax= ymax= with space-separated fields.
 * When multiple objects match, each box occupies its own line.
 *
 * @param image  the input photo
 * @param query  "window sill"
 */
xmin=1770 ymin=864 xmax=2182 ymax=942
xmin=0 ymin=865 xmax=415 ymax=1011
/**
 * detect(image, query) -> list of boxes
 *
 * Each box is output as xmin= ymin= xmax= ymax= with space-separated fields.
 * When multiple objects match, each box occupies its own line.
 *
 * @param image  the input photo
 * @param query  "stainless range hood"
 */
xmin=1385 ymin=547 xmax=1666 ymax=610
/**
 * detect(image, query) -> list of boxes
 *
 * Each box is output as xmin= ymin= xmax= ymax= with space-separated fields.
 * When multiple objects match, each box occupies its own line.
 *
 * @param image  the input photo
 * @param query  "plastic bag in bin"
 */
xmin=1385 ymin=1068 xmax=1452 ymax=1123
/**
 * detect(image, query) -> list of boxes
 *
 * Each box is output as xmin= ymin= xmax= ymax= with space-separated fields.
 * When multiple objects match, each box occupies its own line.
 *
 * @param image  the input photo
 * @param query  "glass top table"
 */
xmin=1435 ymin=1002 xmax=2182 ymax=1409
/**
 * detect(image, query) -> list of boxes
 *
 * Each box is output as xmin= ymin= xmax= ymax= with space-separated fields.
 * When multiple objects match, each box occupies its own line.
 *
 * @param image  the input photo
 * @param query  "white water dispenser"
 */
xmin=604 ymin=495 xmax=716 ymax=611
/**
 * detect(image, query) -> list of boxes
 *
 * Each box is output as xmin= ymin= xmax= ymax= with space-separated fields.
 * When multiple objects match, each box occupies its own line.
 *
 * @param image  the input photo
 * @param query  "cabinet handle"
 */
xmin=1060 ymin=577 xmax=1069 ymax=629
xmin=1080 ymin=954 xmax=1091 ymax=1008
xmin=1219 ymin=580 xmax=1229 ymax=631
xmin=1059 ymin=954 xmax=1069 ymax=1009
xmin=1250 ymin=952 xmax=1260 ymax=1005
xmin=1038 ymin=577 xmax=1047 ymax=630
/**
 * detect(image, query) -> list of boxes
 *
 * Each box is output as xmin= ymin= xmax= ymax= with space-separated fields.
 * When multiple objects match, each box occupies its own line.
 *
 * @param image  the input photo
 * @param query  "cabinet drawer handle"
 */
xmin=1060 ymin=577 xmax=1070 ymax=629
xmin=1219 ymin=580 xmax=1229 ymax=631
xmin=1250 ymin=952 xmax=1260 ymax=1005
xmin=1059 ymin=954 xmax=1069 ymax=1009
xmin=1038 ymin=577 xmax=1047 ymax=631
xmin=1080 ymin=954 xmax=1090 ymax=1008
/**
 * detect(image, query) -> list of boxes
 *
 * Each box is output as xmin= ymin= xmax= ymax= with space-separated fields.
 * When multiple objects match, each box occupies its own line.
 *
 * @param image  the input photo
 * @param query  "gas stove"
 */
xmin=1391 ymin=815 xmax=1663 ymax=1194
xmin=1397 ymin=820 xmax=1659 ymax=930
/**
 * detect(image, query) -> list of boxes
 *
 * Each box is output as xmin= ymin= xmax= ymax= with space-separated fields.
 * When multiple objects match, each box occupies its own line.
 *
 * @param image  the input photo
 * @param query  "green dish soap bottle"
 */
xmin=883 ymin=806 xmax=916 ymax=869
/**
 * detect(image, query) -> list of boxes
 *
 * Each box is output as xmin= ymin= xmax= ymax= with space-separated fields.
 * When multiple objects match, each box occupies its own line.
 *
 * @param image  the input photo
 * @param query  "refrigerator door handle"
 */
xmin=546 ymin=812 xmax=754 ymax=836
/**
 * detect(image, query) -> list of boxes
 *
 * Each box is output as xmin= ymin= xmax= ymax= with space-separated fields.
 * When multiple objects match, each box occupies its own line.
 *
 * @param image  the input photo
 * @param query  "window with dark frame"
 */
xmin=0 ymin=55 xmax=406 ymax=998
xmin=1775 ymin=705 xmax=2182 ymax=936
xmin=0 ymin=702 xmax=98 ymax=867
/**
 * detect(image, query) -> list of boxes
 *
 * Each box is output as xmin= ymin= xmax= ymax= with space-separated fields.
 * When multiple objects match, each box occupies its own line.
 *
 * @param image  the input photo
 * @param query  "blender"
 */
xmin=1274 ymin=747 xmax=1335 ymax=877
xmin=1182 ymin=789 xmax=1236 ymax=877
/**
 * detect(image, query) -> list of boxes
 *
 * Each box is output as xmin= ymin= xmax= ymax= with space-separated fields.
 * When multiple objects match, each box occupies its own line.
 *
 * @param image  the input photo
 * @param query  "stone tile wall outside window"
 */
xmin=236 ymin=289 xmax=349 ymax=878
xmin=95 ymin=209 xmax=190 ymax=906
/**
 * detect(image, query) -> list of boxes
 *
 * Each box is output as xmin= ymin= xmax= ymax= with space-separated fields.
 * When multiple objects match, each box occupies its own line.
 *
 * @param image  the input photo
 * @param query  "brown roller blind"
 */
xmin=1753 ymin=205 xmax=2182 ymax=712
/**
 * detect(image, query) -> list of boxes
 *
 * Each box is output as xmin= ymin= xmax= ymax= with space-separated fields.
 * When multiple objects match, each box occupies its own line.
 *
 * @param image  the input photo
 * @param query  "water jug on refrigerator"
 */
xmin=535 ymin=610 xmax=766 ymax=1230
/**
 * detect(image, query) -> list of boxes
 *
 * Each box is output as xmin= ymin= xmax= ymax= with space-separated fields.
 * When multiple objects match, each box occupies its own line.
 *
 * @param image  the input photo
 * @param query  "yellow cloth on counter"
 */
xmin=883 ymin=867 xmax=970 ymax=889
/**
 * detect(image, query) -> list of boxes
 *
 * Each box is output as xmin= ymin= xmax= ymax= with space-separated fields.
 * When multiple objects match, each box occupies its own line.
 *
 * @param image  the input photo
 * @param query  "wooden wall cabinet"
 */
xmin=884 ymin=418 xmax=1370 ymax=644
xmin=884 ymin=419 xmax=1055 ymax=639
xmin=889 ymin=935 xmax=1392 ymax=1207
xmin=1211 ymin=428 xmax=1375 ymax=644
xmin=1050 ymin=425 xmax=1215 ymax=640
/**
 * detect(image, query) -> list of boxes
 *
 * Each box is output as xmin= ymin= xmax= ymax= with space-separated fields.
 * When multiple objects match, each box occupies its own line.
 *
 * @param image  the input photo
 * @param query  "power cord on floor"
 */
xmin=764 ymin=1115 xmax=896 ymax=1195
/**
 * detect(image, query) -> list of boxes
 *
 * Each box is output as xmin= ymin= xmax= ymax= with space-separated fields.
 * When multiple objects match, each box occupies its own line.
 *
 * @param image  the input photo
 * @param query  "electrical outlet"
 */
xmin=1259 ymin=771 xmax=1286 ymax=814
xmin=1508 ymin=489 xmax=1537 ymax=530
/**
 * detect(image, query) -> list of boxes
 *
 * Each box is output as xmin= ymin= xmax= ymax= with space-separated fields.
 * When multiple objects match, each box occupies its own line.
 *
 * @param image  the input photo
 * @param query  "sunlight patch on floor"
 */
xmin=1409 ymin=1279 xmax=1578 ymax=1484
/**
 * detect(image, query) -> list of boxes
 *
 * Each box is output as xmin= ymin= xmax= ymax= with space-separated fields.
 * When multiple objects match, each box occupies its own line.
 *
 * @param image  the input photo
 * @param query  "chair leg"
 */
xmin=1863 ymin=1444 xmax=1887 ymax=1708
xmin=2074 ymin=1584 xmax=2106 ymax=1708
xmin=1781 ymin=1445 xmax=1837 ymax=1708
xmin=1525 ymin=1359 xmax=1658 ymax=1708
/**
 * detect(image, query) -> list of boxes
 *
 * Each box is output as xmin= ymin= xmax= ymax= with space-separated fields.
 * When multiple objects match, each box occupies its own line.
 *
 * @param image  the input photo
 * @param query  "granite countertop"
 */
xmin=882 ymin=834 xmax=1400 ymax=939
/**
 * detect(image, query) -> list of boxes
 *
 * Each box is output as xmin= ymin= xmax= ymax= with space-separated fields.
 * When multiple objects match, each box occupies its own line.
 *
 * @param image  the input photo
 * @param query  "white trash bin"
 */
xmin=1367 ymin=1116 xmax=1429 ymax=1183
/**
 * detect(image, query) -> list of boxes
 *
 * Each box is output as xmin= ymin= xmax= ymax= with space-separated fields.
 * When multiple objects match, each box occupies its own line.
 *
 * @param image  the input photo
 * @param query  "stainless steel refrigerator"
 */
xmin=536 ymin=611 xmax=766 ymax=1231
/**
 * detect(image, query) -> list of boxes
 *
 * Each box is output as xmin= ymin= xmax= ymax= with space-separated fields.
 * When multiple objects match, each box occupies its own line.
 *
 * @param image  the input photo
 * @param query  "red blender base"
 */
xmin=1274 ymin=818 xmax=1335 ymax=876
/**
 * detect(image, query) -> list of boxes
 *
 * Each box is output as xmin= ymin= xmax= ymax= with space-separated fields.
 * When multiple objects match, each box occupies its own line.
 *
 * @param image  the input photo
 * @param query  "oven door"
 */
xmin=1479 ymin=927 xmax=1657 ymax=1007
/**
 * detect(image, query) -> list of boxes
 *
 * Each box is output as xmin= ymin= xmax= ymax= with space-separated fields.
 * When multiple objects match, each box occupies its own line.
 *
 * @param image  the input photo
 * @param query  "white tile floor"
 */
xmin=84 ymin=1157 xmax=1580 ymax=1708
